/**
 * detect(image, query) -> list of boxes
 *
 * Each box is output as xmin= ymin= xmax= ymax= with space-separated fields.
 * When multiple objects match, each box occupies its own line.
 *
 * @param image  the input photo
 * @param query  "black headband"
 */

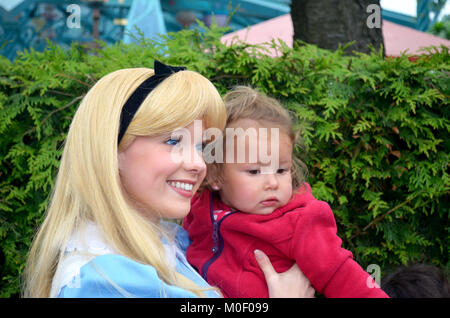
xmin=117 ymin=60 xmax=186 ymax=144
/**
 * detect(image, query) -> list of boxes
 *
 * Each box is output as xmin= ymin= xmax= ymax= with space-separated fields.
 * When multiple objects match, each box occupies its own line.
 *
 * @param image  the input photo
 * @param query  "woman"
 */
xmin=23 ymin=61 xmax=314 ymax=298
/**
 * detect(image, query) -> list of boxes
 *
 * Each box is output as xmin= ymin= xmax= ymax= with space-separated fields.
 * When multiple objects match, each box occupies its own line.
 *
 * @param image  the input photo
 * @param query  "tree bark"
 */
xmin=290 ymin=0 xmax=385 ymax=56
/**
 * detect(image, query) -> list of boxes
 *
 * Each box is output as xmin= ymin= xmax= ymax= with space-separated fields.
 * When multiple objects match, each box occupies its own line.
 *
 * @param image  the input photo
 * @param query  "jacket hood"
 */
xmin=274 ymin=182 xmax=315 ymax=215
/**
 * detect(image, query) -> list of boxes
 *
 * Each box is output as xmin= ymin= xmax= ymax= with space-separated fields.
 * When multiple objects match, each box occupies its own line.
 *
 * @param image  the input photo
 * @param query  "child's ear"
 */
xmin=208 ymin=179 xmax=221 ymax=191
xmin=205 ymin=163 xmax=223 ymax=191
xmin=206 ymin=175 xmax=222 ymax=191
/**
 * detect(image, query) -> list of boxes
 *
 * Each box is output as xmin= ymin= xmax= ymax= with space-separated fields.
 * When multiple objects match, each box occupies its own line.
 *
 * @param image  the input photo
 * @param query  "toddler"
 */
xmin=183 ymin=86 xmax=389 ymax=298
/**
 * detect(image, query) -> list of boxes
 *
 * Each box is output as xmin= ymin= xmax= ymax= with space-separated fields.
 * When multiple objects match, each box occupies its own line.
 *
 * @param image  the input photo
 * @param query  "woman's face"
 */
xmin=118 ymin=120 xmax=206 ymax=220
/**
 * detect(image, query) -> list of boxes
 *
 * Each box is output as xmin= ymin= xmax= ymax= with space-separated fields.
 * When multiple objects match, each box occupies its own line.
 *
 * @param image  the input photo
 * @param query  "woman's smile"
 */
xmin=167 ymin=180 xmax=196 ymax=198
xmin=118 ymin=121 xmax=206 ymax=219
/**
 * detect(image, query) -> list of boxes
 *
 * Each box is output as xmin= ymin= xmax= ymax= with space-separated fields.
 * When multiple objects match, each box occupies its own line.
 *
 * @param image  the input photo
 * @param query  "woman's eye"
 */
xmin=165 ymin=137 xmax=181 ymax=146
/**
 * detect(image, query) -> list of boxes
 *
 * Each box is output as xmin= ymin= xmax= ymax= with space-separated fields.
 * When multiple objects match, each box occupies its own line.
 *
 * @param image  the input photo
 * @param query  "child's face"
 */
xmin=118 ymin=120 xmax=206 ymax=220
xmin=217 ymin=120 xmax=293 ymax=215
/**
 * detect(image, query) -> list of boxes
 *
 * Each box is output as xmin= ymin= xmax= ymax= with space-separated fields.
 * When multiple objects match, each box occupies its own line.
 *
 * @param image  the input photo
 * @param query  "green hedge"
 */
xmin=0 ymin=24 xmax=449 ymax=297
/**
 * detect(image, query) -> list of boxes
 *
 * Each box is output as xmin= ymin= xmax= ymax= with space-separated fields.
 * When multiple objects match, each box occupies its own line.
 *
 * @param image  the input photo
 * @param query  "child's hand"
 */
xmin=254 ymin=249 xmax=315 ymax=298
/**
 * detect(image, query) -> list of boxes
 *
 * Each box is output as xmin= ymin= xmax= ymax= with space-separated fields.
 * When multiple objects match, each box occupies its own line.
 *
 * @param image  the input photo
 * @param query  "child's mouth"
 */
xmin=260 ymin=198 xmax=279 ymax=207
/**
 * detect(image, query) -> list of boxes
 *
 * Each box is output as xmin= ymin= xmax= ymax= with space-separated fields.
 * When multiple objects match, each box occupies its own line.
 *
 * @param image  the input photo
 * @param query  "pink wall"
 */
xmin=221 ymin=14 xmax=450 ymax=57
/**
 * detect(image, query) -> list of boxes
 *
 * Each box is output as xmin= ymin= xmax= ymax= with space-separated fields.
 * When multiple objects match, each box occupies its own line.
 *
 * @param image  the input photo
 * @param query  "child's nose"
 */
xmin=264 ymin=174 xmax=279 ymax=190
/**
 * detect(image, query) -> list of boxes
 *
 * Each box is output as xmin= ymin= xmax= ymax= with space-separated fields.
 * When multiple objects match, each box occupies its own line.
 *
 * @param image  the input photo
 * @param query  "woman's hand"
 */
xmin=254 ymin=249 xmax=315 ymax=298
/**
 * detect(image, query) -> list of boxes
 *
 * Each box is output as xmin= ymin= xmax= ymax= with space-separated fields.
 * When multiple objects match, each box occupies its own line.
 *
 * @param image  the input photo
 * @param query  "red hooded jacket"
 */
xmin=183 ymin=183 xmax=388 ymax=298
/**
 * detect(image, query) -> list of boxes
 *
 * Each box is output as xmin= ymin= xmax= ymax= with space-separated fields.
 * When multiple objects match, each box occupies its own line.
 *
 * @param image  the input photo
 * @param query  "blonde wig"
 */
xmin=205 ymin=85 xmax=308 ymax=191
xmin=23 ymin=67 xmax=226 ymax=297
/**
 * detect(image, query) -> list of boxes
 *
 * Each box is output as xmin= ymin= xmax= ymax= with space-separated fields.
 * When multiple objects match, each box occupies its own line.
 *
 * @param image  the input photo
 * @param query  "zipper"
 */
xmin=201 ymin=192 xmax=239 ymax=281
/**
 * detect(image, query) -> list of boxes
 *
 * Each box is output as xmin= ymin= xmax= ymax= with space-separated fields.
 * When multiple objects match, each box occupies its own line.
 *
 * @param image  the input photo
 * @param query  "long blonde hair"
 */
xmin=23 ymin=67 xmax=226 ymax=297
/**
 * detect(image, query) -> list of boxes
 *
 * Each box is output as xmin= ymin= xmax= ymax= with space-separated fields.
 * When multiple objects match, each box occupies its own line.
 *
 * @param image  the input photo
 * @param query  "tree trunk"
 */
xmin=290 ymin=0 xmax=385 ymax=56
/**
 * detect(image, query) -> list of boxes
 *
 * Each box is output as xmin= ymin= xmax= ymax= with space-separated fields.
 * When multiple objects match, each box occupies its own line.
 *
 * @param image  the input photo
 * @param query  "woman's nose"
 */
xmin=183 ymin=145 xmax=206 ymax=174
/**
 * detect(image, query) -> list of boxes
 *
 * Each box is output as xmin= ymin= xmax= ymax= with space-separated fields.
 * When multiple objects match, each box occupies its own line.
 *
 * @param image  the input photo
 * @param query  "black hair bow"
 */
xmin=118 ymin=60 xmax=187 ymax=144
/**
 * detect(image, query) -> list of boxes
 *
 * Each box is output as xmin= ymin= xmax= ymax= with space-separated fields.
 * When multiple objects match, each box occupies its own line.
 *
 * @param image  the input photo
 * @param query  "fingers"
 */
xmin=306 ymin=285 xmax=316 ymax=298
xmin=254 ymin=249 xmax=276 ymax=280
xmin=286 ymin=263 xmax=298 ymax=274
xmin=285 ymin=263 xmax=315 ymax=298
xmin=254 ymin=251 xmax=316 ymax=298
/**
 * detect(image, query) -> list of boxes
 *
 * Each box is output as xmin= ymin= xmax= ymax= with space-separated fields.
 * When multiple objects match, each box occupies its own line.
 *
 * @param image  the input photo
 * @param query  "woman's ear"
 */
xmin=117 ymin=151 xmax=125 ymax=172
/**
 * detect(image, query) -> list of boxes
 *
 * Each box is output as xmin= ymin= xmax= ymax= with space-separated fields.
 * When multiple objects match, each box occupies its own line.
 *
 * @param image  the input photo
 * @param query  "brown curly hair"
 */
xmin=202 ymin=85 xmax=308 ymax=192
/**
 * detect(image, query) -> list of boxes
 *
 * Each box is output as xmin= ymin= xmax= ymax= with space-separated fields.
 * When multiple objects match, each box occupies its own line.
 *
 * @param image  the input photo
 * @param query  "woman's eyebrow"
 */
xmin=162 ymin=129 xmax=184 ymax=138
xmin=153 ymin=132 xmax=170 ymax=139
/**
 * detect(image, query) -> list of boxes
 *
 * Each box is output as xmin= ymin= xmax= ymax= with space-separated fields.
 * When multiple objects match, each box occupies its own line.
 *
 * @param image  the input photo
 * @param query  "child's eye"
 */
xmin=277 ymin=168 xmax=287 ymax=174
xmin=165 ymin=137 xmax=181 ymax=146
xmin=248 ymin=169 xmax=260 ymax=175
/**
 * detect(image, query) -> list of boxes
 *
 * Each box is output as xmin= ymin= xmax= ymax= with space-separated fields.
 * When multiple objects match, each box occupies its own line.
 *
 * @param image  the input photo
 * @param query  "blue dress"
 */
xmin=52 ymin=222 xmax=219 ymax=298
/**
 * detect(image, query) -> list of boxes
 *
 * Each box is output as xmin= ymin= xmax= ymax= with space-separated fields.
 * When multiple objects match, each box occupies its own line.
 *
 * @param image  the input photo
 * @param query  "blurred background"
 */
xmin=0 ymin=1 xmax=449 ymax=60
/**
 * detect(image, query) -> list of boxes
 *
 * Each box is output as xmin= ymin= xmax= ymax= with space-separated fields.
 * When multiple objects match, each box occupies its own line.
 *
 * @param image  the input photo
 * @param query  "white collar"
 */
xmin=50 ymin=222 xmax=116 ymax=297
xmin=65 ymin=221 xmax=116 ymax=255
xmin=49 ymin=222 xmax=178 ymax=297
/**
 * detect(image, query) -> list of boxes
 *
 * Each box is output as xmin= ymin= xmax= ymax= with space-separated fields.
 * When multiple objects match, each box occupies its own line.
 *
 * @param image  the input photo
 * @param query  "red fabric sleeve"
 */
xmin=290 ymin=200 xmax=388 ymax=298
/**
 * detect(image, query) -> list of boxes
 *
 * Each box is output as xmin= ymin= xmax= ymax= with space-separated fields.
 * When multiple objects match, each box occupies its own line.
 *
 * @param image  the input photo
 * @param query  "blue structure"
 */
xmin=382 ymin=0 xmax=446 ymax=32
xmin=0 ymin=0 xmax=132 ymax=60
xmin=0 ymin=0 xmax=446 ymax=60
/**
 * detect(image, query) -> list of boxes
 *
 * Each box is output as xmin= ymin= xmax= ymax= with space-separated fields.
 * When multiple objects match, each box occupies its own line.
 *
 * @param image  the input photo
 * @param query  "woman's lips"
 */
xmin=167 ymin=180 xmax=196 ymax=198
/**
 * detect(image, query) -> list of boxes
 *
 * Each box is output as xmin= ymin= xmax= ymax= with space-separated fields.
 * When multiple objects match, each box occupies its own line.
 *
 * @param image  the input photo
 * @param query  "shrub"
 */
xmin=429 ymin=14 xmax=450 ymax=40
xmin=0 ymin=24 xmax=448 ymax=297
